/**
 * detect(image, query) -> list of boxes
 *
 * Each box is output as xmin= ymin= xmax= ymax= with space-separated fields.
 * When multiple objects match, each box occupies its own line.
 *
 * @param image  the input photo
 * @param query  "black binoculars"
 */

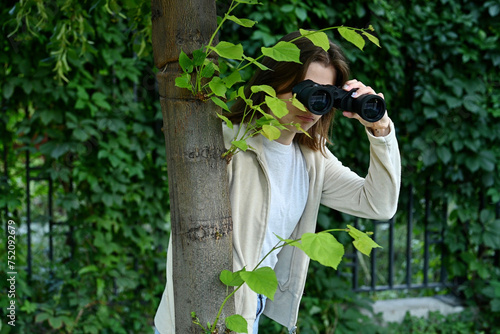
xmin=292 ymin=79 xmax=386 ymax=122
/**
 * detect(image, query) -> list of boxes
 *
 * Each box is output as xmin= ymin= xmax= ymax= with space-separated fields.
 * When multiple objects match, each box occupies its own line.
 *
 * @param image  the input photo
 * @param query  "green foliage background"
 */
xmin=1 ymin=0 xmax=499 ymax=333
xmin=1 ymin=0 xmax=168 ymax=332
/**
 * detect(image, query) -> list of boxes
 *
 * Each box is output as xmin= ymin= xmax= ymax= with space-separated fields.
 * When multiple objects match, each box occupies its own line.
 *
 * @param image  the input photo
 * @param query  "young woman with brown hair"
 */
xmin=154 ymin=31 xmax=401 ymax=334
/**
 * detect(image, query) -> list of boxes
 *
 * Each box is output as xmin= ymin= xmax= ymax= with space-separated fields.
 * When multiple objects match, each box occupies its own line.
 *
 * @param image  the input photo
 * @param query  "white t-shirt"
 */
xmin=259 ymin=139 xmax=309 ymax=269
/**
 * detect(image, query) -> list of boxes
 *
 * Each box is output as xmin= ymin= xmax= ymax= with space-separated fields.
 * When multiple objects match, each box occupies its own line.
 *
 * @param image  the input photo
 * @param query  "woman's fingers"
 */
xmin=343 ymin=79 xmax=383 ymax=100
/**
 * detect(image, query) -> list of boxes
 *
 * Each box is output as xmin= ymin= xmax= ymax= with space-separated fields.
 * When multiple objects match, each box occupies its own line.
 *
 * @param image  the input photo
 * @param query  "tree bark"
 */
xmin=151 ymin=0 xmax=234 ymax=332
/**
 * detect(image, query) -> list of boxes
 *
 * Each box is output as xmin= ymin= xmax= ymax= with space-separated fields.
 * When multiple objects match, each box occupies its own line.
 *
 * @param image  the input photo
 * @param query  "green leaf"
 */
xmin=51 ymin=143 xmax=70 ymax=159
xmin=483 ymin=231 xmax=500 ymax=249
xmin=295 ymin=123 xmax=311 ymax=137
xmin=240 ymin=267 xmax=278 ymax=301
xmin=243 ymin=56 xmax=271 ymax=71
xmin=231 ymin=140 xmax=248 ymax=151
xmin=225 ymin=314 xmax=248 ymax=333
xmin=470 ymin=259 xmax=489 ymax=279
xmin=75 ymin=99 xmax=86 ymax=110
xmin=212 ymin=97 xmax=231 ymax=112
xmin=192 ymin=49 xmax=207 ymax=66
xmin=436 ymin=146 xmax=452 ymax=164
xmin=201 ymin=61 xmax=216 ymax=78
xmin=483 ymin=220 xmax=500 ymax=249
xmin=465 ymin=157 xmax=480 ymax=172
xmin=97 ymin=278 xmax=105 ymax=298
xmin=226 ymin=15 xmax=257 ymax=28
xmin=362 ymin=31 xmax=381 ymax=47
xmin=48 ymin=316 xmax=64 ymax=329
xmin=421 ymin=91 xmax=436 ymax=105
xmin=91 ymin=92 xmax=111 ymax=110
xmin=265 ymin=96 xmax=289 ymax=118
xmin=216 ymin=113 xmax=233 ymax=129
xmin=20 ymin=300 xmax=37 ymax=314
xmin=337 ymin=27 xmax=365 ymax=50
xmin=3 ymin=81 xmax=14 ymax=99
xmin=220 ymin=269 xmax=244 ymax=286
xmin=423 ymin=107 xmax=438 ymax=119
xmin=291 ymin=95 xmax=306 ymax=111
xmin=347 ymin=225 xmax=382 ymax=256
xmin=211 ymin=41 xmax=244 ymax=60
xmin=223 ymin=71 xmax=243 ymax=88
xmin=251 ymin=85 xmax=276 ymax=97
xmin=76 ymin=86 xmax=89 ymax=100
xmin=78 ymin=265 xmax=98 ymax=275
xmin=175 ymin=73 xmax=192 ymax=91
xmin=444 ymin=95 xmax=462 ymax=109
xmin=73 ymin=128 xmax=89 ymax=142
xmin=255 ymin=112 xmax=276 ymax=126
xmin=237 ymin=86 xmax=246 ymax=100
xmin=489 ymin=4 xmax=500 ymax=17
xmin=261 ymin=124 xmax=281 ymax=141
xmin=491 ymin=299 xmax=500 ymax=312
xmin=295 ymin=7 xmax=307 ymax=21
xmin=261 ymin=41 xmax=301 ymax=63
xmin=479 ymin=150 xmax=496 ymax=172
xmin=297 ymin=232 xmax=344 ymax=269
xmin=463 ymin=94 xmax=482 ymax=113
xmin=300 ymin=29 xmax=330 ymax=52
xmin=179 ymin=50 xmax=194 ymax=73
xmin=208 ymin=77 xmax=227 ymax=97
xmin=35 ymin=312 xmax=51 ymax=323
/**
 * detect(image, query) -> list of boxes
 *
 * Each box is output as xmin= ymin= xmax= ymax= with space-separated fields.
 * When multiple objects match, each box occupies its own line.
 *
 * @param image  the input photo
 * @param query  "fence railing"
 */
xmin=342 ymin=183 xmax=449 ymax=293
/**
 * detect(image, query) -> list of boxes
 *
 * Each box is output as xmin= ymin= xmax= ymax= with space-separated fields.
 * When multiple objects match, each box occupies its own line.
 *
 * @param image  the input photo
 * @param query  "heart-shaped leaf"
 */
xmin=240 ymin=267 xmax=278 ymax=300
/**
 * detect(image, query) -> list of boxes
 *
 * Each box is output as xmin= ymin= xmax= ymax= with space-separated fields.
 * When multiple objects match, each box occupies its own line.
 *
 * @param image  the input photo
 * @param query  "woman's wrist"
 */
xmin=370 ymin=126 xmax=390 ymax=137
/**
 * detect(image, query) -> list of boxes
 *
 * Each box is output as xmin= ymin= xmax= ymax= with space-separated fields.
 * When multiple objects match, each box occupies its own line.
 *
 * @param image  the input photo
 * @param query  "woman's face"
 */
xmin=274 ymin=62 xmax=337 ymax=144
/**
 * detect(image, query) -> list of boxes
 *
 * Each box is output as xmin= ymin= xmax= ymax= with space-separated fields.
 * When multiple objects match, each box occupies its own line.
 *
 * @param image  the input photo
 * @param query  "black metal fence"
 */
xmin=347 ymin=185 xmax=449 ymax=293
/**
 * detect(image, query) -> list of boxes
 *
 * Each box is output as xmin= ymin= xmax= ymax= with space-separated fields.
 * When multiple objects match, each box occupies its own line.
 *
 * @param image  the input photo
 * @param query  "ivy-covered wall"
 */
xmin=1 ymin=0 xmax=168 ymax=332
xmin=1 ymin=0 xmax=499 ymax=333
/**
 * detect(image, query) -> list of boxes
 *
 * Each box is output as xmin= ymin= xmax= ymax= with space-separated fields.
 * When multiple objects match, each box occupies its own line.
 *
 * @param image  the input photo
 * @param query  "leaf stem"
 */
xmin=211 ymin=284 xmax=243 ymax=332
xmin=206 ymin=0 xmax=238 ymax=55
xmin=321 ymin=228 xmax=350 ymax=234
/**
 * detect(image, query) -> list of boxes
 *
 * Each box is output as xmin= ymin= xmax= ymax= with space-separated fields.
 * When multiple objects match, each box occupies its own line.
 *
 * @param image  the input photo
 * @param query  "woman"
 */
xmin=154 ymin=31 xmax=401 ymax=334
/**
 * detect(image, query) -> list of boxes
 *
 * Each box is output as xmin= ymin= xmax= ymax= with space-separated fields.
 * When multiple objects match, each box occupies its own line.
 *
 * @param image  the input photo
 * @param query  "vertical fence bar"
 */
xmin=69 ymin=181 xmax=76 ymax=261
xmin=440 ymin=200 xmax=448 ymax=284
xmin=26 ymin=142 xmax=32 ymax=280
xmin=423 ymin=178 xmax=430 ymax=287
xmin=371 ymin=223 xmax=377 ymax=290
xmin=49 ymin=178 xmax=54 ymax=263
xmin=388 ymin=217 xmax=394 ymax=288
xmin=495 ymin=202 xmax=500 ymax=267
xmin=406 ymin=185 xmax=413 ymax=288
xmin=353 ymin=218 xmax=359 ymax=290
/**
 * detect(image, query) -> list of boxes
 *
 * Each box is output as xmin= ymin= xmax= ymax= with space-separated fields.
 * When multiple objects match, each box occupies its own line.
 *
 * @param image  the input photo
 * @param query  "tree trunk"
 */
xmin=151 ymin=0 xmax=234 ymax=332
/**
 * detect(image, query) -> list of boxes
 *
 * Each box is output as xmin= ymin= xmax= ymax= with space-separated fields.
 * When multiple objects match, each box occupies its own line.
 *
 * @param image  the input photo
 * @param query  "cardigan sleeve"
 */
xmin=320 ymin=121 xmax=401 ymax=220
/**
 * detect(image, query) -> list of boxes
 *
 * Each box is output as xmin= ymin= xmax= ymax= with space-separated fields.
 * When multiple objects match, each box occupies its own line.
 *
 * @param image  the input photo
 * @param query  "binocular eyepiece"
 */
xmin=291 ymin=79 xmax=386 ymax=122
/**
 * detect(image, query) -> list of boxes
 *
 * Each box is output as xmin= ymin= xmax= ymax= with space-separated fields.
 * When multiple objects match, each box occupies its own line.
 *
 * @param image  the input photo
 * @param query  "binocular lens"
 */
xmin=363 ymin=98 xmax=384 ymax=121
xmin=310 ymin=91 xmax=330 ymax=112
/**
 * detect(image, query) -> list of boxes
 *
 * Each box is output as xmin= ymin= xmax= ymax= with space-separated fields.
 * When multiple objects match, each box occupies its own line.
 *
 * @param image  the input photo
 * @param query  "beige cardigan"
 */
xmin=154 ymin=122 xmax=401 ymax=333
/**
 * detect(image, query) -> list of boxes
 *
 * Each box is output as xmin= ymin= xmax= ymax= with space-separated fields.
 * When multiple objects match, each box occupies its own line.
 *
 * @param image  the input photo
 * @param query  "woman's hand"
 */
xmin=341 ymin=79 xmax=391 ymax=137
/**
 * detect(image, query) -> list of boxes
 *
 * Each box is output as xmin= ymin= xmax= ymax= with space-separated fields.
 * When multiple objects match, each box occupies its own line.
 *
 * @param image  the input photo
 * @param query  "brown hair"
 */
xmin=228 ymin=30 xmax=350 ymax=153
